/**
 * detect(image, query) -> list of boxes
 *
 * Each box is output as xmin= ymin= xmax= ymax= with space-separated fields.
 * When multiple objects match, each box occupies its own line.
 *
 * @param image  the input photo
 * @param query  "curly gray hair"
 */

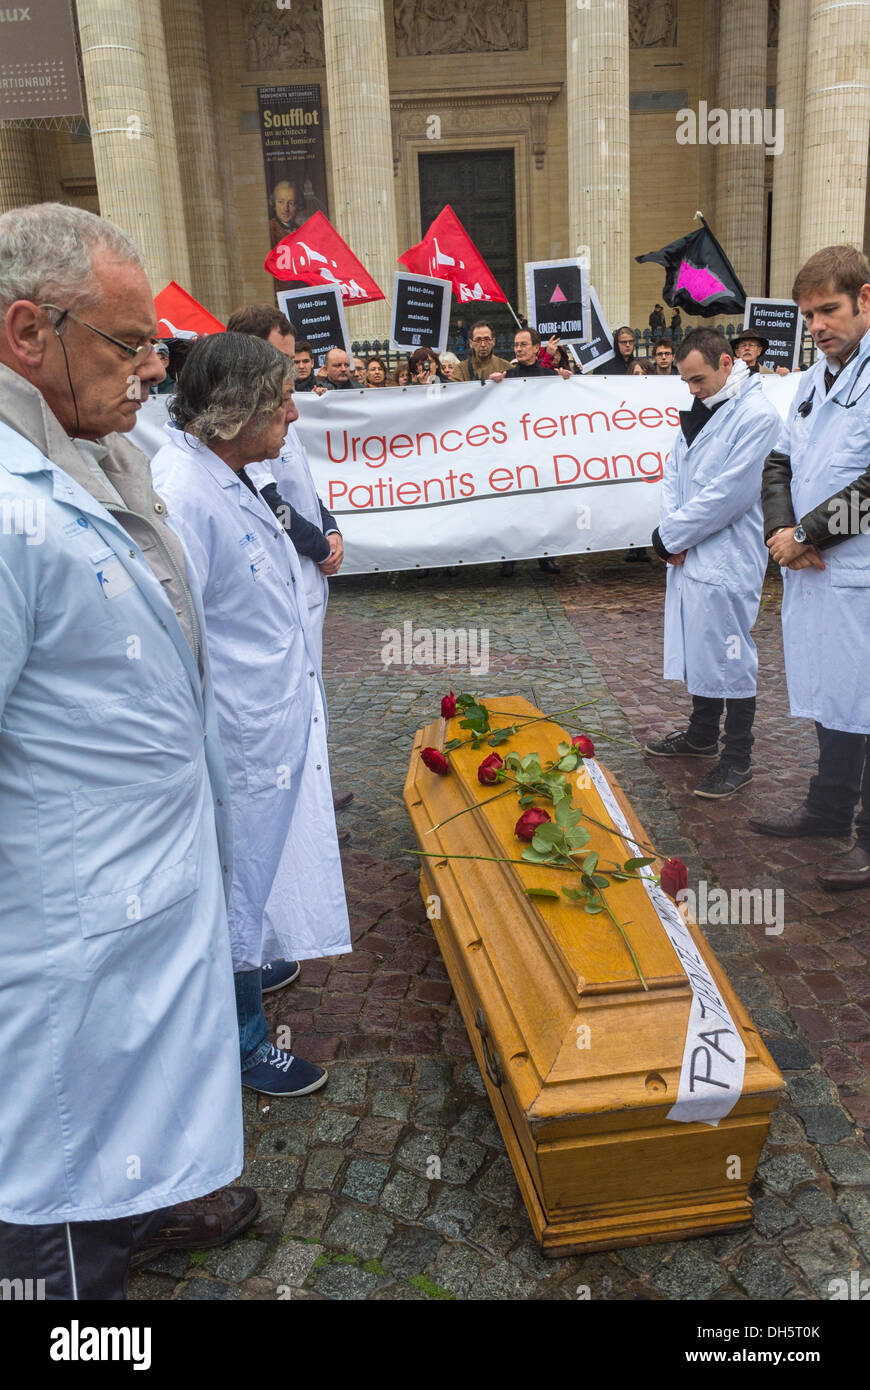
xmin=168 ymin=332 xmax=294 ymax=445
xmin=0 ymin=202 xmax=144 ymax=315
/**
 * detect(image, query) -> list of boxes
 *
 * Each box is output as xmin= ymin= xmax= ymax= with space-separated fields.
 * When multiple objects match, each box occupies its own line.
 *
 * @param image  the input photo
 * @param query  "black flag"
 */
xmin=636 ymin=218 xmax=746 ymax=317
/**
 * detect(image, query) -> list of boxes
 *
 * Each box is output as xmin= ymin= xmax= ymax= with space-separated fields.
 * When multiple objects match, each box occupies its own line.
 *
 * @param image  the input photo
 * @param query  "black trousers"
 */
xmin=0 ymin=1210 xmax=163 ymax=1301
xmin=805 ymin=723 xmax=870 ymax=845
xmin=688 ymin=695 xmax=756 ymax=766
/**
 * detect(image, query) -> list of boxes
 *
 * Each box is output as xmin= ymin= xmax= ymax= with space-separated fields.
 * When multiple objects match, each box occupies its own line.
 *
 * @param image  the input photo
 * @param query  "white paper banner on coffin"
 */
xmin=584 ymin=759 xmax=746 ymax=1127
xmin=130 ymin=375 xmax=800 ymax=574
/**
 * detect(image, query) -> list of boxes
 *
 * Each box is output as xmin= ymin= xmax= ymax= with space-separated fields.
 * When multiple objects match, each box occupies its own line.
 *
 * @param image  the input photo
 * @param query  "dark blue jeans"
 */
xmin=234 ymin=969 xmax=271 ymax=1071
xmin=688 ymin=695 xmax=756 ymax=767
xmin=806 ymin=723 xmax=870 ymax=845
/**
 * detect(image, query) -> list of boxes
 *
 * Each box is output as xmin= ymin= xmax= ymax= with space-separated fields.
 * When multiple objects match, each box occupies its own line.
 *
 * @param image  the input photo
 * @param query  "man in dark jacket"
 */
xmin=649 ymin=304 xmax=666 ymax=338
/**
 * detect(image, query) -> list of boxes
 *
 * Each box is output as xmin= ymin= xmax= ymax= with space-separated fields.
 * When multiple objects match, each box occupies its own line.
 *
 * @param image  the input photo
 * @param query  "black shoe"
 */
xmin=501 ymin=561 xmax=515 ymax=577
xmin=644 ymin=729 xmax=718 ymax=758
xmin=333 ymin=791 xmax=354 ymax=812
xmin=624 ymin=549 xmax=651 ymax=563
xmin=538 ymin=558 xmax=561 ymax=574
xmin=693 ymin=762 xmax=752 ymax=799
xmin=748 ymin=806 xmax=851 ymax=838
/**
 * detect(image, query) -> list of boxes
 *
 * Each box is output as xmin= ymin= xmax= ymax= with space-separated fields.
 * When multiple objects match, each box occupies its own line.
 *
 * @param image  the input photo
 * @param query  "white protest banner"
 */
xmin=132 ymin=375 xmax=800 ymax=575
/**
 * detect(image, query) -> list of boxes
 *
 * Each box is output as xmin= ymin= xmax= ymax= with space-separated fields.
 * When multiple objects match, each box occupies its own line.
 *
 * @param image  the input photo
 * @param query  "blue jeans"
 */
xmin=234 ymin=969 xmax=271 ymax=1071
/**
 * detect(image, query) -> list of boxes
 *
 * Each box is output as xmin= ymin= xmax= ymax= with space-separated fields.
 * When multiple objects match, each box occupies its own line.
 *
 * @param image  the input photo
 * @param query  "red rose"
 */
xmin=660 ymin=857 xmax=688 ymax=900
xmin=421 ymin=747 xmax=450 ymax=776
xmin=478 ymin=752 xmax=504 ymax=785
xmin=515 ymin=808 xmax=552 ymax=842
xmin=572 ymin=735 xmax=595 ymax=758
xmin=441 ymin=691 xmax=456 ymax=718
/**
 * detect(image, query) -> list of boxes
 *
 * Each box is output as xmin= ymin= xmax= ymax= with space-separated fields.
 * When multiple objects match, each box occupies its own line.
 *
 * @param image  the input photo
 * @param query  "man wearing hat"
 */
xmin=731 ymin=329 xmax=792 ymax=377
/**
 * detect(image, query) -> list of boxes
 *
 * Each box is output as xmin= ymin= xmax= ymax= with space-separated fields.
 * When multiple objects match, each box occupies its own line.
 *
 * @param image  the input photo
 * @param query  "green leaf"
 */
xmin=557 ymin=742 xmax=572 ymax=757
xmin=521 ymin=753 xmax=542 ymax=773
xmin=584 ymin=904 xmax=604 ymax=915
xmin=531 ymin=823 xmax=564 ymax=844
xmin=525 ymin=887 xmax=560 ymax=900
xmin=521 ymin=847 xmax=553 ymax=862
xmin=565 ymin=827 xmax=592 ymax=849
xmin=444 ymin=739 xmax=463 ymax=751
xmin=591 ymin=873 xmax=610 ymax=888
xmin=609 ymin=872 xmax=629 ymax=882
xmin=624 ymin=857 xmax=655 ymax=870
xmin=487 ymin=727 xmax=513 ymax=746
xmin=556 ymin=754 xmax=579 ymax=772
xmin=561 ymin=886 xmax=586 ymax=902
xmin=582 ymin=851 xmax=599 ymax=874
xmin=554 ymin=800 xmax=575 ymax=827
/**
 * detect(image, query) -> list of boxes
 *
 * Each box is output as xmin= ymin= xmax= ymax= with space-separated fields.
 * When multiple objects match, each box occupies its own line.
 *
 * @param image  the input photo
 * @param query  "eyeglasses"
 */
xmin=472 ymin=336 xmax=493 ymax=344
xmin=40 ymin=304 xmax=160 ymax=368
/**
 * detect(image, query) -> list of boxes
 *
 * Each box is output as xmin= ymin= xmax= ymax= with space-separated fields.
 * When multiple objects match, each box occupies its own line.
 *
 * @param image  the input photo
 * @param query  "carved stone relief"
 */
xmin=393 ymin=1 xmax=527 ymax=57
xmin=244 ymin=0 xmax=324 ymax=71
xmin=628 ymin=0 xmax=677 ymax=49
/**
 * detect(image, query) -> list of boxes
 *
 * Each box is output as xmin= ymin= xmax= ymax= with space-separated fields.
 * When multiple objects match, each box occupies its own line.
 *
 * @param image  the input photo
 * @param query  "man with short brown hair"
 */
xmin=751 ymin=245 xmax=870 ymax=889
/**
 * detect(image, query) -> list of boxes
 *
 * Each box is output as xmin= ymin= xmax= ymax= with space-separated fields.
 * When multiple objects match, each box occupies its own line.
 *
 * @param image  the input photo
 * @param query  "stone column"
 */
xmin=0 ymin=128 xmax=42 ymax=212
xmin=322 ymin=0 xmax=398 ymax=342
xmin=799 ymin=0 xmax=870 ymax=262
xmin=716 ymin=0 xmax=768 ymax=299
xmin=160 ymin=0 xmax=234 ymax=318
xmin=770 ymin=0 xmax=809 ymax=296
xmin=565 ymin=0 xmax=630 ymax=326
xmin=139 ymin=0 xmax=191 ymax=287
xmin=75 ymin=0 xmax=172 ymax=289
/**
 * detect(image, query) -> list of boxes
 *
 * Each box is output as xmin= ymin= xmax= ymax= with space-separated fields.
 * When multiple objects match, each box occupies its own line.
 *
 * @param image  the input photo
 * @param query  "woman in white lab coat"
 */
xmin=151 ymin=334 xmax=351 ymax=1097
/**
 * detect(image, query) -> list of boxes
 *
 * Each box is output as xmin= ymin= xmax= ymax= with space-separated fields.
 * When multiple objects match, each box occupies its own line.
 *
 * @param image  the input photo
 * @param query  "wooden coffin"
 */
xmin=404 ymin=697 xmax=784 ymax=1256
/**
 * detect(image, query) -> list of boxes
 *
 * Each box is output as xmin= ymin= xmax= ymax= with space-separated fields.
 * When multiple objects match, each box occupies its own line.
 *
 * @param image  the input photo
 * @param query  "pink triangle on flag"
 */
xmin=549 ymin=285 xmax=567 ymax=303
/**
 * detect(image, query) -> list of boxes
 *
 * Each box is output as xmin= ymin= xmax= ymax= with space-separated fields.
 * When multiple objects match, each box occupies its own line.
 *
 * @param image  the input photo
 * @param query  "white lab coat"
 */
xmin=0 ymin=420 xmax=243 ymax=1223
xmin=775 ymin=327 xmax=870 ymax=733
xmin=247 ymin=422 xmax=331 ymax=669
xmin=659 ymin=370 xmax=781 ymax=698
xmin=150 ymin=426 xmax=350 ymax=970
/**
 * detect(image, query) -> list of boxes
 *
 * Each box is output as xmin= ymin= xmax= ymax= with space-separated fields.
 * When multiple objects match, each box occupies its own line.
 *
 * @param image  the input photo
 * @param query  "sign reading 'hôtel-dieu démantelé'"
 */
xmin=0 ymin=0 xmax=83 ymax=121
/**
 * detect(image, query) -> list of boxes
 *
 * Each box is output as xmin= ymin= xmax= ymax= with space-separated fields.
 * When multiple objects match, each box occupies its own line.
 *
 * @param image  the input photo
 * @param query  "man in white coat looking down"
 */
xmin=645 ymin=328 xmax=781 ymax=798
xmin=150 ymin=334 xmax=351 ymax=1097
xmin=0 ymin=203 xmax=253 ymax=1297
xmin=752 ymin=245 xmax=870 ymax=891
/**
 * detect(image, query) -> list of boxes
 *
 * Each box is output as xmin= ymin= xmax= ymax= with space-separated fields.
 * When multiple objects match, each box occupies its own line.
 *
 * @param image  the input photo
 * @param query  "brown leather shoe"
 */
xmin=130 ymin=1186 xmax=260 ymax=1268
xmin=333 ymin=791 xmax=354 ymax=812
xmin=748 ymin=806 xmax=850 ymax=838
xmin=817 ymin=843 xmax=870 ymax=891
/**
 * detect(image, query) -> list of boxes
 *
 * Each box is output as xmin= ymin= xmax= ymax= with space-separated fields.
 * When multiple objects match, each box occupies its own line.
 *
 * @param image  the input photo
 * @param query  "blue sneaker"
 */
xmin=261 ymin=959 xmax=301 ymax=993
xmin=242 ymin=1046 xmax=328 ymax=1097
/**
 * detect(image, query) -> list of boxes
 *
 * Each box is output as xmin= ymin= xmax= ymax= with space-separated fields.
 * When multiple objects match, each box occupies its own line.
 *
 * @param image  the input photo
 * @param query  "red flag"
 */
xmin=264 ymin=211 xmax=384 ymax=306
xmin=399 ymin=205 xmax=506 ymax=305
xmin=154 ymin=282 xmax=225 ymax=338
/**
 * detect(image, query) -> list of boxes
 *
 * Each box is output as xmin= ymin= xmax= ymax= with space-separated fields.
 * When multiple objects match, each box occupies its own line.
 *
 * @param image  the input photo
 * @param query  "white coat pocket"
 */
xmin=73 ymin=760 xmax=200 ymax=938
xmin=238 ymin=691 xmax=308 ymax=794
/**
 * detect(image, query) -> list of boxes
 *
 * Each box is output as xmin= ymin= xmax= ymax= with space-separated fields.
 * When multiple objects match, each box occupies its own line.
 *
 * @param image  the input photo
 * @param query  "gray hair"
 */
xmin=168 ymin=332 xmax=293 ymax=445
xmin=0 ymin=202 xmax=144 ymax=315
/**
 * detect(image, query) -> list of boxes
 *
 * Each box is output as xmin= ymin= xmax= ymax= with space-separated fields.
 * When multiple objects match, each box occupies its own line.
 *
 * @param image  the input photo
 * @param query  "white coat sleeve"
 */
xmin=657 ymin=410 xmax=780 ymax=554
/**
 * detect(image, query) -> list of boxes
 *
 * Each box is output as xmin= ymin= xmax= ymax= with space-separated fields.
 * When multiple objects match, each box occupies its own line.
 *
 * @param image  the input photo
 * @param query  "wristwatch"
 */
xmin=793 ymin=524 xmax=807 ymax=544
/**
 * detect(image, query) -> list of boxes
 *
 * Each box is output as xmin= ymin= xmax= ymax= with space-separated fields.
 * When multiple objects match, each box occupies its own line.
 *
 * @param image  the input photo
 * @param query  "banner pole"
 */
xmin=505 ymin=301 xmax=524 ymax=329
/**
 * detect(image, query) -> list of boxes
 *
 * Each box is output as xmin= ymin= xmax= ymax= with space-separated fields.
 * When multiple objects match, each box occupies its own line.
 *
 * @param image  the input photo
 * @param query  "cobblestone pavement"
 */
xmin=130 ymin=556 xmax=869 ymax=1302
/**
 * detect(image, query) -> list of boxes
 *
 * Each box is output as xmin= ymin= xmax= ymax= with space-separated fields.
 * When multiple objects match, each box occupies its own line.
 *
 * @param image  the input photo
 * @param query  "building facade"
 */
xmin=1 ymin=0 xmax=869 ymax=339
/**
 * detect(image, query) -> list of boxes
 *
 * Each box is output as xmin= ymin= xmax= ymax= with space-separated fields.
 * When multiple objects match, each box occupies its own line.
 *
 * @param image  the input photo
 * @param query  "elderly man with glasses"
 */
xmin=0 ymin=202 xmax=254 ymax=1298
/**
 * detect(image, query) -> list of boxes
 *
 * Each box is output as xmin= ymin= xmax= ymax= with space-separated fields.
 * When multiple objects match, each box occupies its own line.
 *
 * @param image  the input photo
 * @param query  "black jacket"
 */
xmin=257 ymin=481 xmax=337 ymax=563
xmin=761 ymin=449 xmax=870 ymax=550
xmin=504 ymin=359 xmax=555 ymax=378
